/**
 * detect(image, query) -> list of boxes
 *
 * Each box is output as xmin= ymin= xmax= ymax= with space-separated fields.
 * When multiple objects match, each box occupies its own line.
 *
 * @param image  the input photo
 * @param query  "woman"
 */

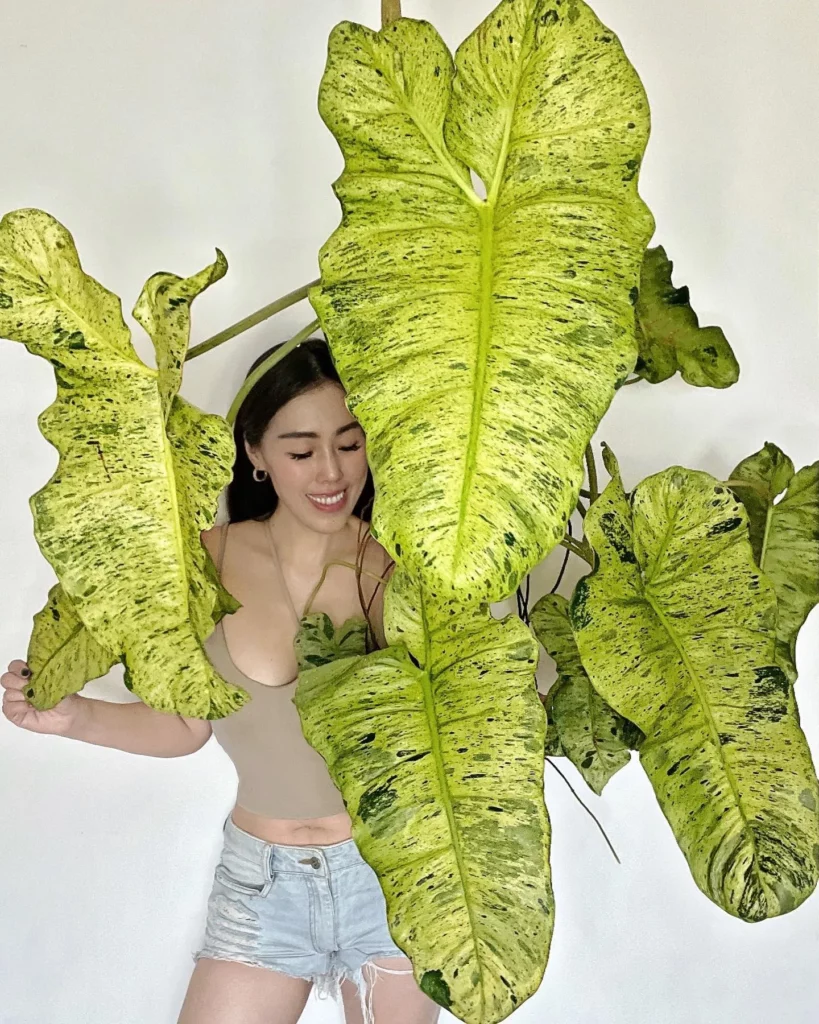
xmin=2 ymin=338 xmax=441 ymax=1024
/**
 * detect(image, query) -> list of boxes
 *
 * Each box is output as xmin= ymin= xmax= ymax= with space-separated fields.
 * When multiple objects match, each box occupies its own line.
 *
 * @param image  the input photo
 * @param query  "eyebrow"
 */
xmin=277 ymin=421 xmax=363 ymax=440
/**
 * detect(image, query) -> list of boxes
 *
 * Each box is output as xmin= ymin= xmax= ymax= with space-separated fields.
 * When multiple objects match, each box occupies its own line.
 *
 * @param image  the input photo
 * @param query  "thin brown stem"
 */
xmin=381 ymin=0 xmax=401 ymax=26
xmin=185 ymin=279 xmax=319 ymax=361
xmin=620 ymin=375 xmax=642 ymax=386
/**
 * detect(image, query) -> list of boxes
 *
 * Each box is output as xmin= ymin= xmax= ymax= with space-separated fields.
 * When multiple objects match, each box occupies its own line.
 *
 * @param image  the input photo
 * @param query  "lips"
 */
xmin=307 ymin=488 xmax=347 ymax=512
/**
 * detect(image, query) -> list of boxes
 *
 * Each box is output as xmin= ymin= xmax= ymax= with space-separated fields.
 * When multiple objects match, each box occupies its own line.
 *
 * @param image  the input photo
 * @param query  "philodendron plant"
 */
xmin=1 ymin=2 xmax=817 ymax=1024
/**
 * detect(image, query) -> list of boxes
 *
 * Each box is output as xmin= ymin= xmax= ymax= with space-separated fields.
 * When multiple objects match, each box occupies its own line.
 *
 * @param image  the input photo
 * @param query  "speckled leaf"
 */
xmin=570 ymin=459 xmax=819 ymax=919
xmin=634 ymin=245 xmax=739 ymax=387
xmin=26 ymin=584 xmax=118 ymax=705
xmin=729 ymin=442 xmax=819 ymax=684
xmin=133 ymin=249 xmax=227 ymax=421
xmin=294 ymin=594 xmax=552 ymax=1024
xmin=540 ymin=687 xmax=566 ymax=757
xmin=0 ymin=208 xmax=247 ymax=717
xmin=531 ymin=592 xmax=633 ymax=793
xmin=294 ymin=611 xmax=368 ymax=670
xmin=312 ymin=0 xmax=654 ymax=602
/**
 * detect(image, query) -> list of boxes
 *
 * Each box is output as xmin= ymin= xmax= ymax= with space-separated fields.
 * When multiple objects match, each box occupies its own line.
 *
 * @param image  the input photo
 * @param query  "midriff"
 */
xmin=230 ymin=803 xmax=354 ymax=846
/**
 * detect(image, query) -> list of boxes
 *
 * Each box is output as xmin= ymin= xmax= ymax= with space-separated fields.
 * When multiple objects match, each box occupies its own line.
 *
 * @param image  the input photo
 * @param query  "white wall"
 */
xmin=1 ymin=1 xmax=817 ymax=1022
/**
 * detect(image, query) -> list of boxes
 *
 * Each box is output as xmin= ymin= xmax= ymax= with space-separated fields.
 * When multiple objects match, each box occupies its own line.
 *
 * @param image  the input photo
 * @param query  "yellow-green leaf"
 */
xmin=133 ymin=249 xmax=228 ymax=421
xmin=27 ymin=584 xmax=118 ymax=705
xmin=531 ymin=592 xmax=634 ymax=794
xmin=312 ymin=0 xmax=654 ymax=603
xmin=294 ymin=611 xmax=368 ymax=670
xmin=634 ymin=245 xmax=739 ymax=387
xmin=729 ymin=442 xmax=819 ymax=683
xmin=571 ymin=459 xmax=819 ymax=920
xmin=294 ymin=590 xmax=552 ymax=1024
xmin=0 ymin=208 xmax=247 ymax=718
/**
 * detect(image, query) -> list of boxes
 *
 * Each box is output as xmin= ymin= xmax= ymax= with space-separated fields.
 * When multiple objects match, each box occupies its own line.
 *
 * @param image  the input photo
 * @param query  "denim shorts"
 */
xmin=193 ymin=814 xmax=411 ymax=1022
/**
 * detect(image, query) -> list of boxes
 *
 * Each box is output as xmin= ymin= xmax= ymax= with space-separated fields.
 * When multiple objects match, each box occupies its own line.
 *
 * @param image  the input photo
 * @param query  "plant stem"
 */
xmin=560 ymin=535 xmax=594 ymax=567
xmin=381 ymin=0 xmax=401 ymax=26
xmin=227 ymin=319 xmax=320 ymax=425
xmin=620 ymin=375 xmax=642 ymax=386
xmin=303 ymin=561 xmax=391 ymax=617
xmin=575 ymin=498 xmax=587 ymax=519
xmin=585 ymin=445 xmax=599 ymax=504
xmin=185 ymin=279 xmax=320 ymax=361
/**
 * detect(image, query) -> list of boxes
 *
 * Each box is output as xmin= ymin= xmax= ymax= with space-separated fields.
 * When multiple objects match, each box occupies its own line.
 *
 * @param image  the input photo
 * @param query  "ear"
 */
xmin=243 ymin=437 xmax=257 ymax=468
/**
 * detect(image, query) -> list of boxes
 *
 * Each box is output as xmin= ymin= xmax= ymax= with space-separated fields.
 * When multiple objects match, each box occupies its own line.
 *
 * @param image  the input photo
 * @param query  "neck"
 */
xmin=267 ymin=504 xmax=354 ymax=572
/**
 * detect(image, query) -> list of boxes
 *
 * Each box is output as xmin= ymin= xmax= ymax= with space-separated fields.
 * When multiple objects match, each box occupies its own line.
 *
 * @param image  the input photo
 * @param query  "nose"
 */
xmin=315 ymin=448 xmax=343 ymax=484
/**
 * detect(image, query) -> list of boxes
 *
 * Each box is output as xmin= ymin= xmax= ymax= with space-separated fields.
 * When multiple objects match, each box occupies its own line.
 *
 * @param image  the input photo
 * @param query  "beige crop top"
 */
xmin=204 ymin=525 xmax=349 ymax=820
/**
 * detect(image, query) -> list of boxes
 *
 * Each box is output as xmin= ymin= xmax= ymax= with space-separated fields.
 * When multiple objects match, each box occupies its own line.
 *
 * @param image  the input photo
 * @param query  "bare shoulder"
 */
xmin=200 ymin=522 xmax=225 ymax=561
xmin=201 ymin=520 xmax=266 ymax=562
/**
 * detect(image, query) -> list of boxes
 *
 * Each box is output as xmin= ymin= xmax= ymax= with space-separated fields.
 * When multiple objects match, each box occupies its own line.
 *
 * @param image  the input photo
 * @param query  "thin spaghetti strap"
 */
xmin=217 ymin=522 xmax=230 ymax=575
xmin=263 ymin=518 xmax=303 ymax=629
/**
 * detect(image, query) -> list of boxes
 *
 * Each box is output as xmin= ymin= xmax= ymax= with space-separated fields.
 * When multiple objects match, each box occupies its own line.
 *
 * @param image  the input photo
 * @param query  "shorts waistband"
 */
xmin=223 ymin=814 xmax=361 ymax=874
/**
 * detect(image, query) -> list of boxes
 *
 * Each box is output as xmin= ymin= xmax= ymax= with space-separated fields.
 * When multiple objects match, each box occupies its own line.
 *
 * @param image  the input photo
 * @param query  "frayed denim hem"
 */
xmin=192 ymin=949 xmax=413 ymax=1024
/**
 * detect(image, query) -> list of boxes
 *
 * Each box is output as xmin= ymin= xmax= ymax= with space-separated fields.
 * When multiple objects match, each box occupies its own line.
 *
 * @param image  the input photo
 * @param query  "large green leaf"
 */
xmin=26 ymin=584 xmax=118 ymax=706
xmin=294 ymin=590 xmax=552 ymax=1024
xmin=312 ymin=0 xmax=654 ymax=602
xmin=531 ymin=592 xmax=634 ymax=793
xmin=570 ymin=451 xmax=819 ymax=919
xmin=634 ymin=244 xmax=739 ymax=387
xmin=0 ymin=209 xmax=247 ymax=717
xmin=729 ymin=442 xmax=819 ymax=684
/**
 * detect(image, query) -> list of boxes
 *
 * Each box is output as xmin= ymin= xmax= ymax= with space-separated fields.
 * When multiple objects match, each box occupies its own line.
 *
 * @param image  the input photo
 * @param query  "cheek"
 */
xmin=352 ymin=448 xmax=369 ymax=481
xmin=269 ymin=457 xmax=311 ymax=496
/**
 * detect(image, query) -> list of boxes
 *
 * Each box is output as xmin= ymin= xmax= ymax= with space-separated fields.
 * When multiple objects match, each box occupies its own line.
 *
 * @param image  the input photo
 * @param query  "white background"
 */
xmin=1 ymin=1 xmax=817 ymax=1022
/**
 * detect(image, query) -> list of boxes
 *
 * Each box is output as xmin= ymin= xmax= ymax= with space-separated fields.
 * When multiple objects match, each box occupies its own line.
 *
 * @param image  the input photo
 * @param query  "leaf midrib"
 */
xmin=418 ymin=587 xmax=486 ymax=1014
xmin=644 ymin=592 xmax=769 ymax=902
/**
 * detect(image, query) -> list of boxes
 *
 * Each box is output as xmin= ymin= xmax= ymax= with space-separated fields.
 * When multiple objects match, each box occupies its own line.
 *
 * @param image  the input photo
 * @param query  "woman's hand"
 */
xmin=1 ymin=660 xmax=84 ymax=736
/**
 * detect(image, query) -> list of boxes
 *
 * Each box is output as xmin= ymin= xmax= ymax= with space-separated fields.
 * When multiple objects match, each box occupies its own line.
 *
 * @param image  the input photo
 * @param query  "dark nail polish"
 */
xmin=20 ymin=667 xmax=31 ymax=678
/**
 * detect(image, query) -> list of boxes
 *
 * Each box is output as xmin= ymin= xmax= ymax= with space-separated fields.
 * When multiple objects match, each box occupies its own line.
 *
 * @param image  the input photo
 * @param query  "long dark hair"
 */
xmin=227 ymin=336 xmax=374 ymax=523
xmin=227 ymin=335 xmax=386 ymax=648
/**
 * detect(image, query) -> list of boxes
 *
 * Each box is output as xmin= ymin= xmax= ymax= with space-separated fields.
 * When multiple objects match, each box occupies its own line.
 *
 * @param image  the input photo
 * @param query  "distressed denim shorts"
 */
xmin=193 ymin=814 xmax=412 ymax=1022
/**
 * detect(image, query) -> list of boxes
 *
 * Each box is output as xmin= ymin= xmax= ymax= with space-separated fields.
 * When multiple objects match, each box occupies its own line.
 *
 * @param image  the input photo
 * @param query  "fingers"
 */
xmin=3 ymin=686 xmax=29 ymax=707
xmin=2 ymin=661 xmax=32 ymax=691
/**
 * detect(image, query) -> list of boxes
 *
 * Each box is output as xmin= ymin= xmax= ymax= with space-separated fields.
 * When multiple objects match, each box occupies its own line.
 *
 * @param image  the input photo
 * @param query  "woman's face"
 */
xmin=246 ymin=382 xmax=369 ymax=533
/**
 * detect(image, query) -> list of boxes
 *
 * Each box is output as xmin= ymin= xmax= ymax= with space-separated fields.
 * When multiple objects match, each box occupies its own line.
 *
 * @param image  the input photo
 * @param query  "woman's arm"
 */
xmin=2 ymin=660 xmax=211 ymax=757
xmin=64 ymin=696 xmax=212 ymax=757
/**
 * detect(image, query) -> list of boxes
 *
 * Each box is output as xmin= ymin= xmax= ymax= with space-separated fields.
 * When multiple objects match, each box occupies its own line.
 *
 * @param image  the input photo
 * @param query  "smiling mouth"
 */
xmin=307 ymin=489 xmax=347 ymax=511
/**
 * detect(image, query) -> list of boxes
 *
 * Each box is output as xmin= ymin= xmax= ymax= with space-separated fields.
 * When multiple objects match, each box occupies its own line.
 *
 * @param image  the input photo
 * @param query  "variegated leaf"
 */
xmin=294 ymin=611 xmax=368 ymax=670
xmin=312 ymin=0 xmax=654 ymax=602
xmin=294 ymin=590 xmax=552 ymax=1024
xmin=729 ymin=442 xmax=819 ymax=683
xmin=531 ymin=592 xmax=634 ymax=793
xmin=570 ymin=453 xmax=819 ymax=920
xmin=26 ymin=584 xmax=118 ymax=706
xmin=133 ymin=249 xmax=227 ymax=421
xmin=634 ymin=245 xmax=739 ymax=387
xmin=0 ymin=208 xmax=246 ymax=717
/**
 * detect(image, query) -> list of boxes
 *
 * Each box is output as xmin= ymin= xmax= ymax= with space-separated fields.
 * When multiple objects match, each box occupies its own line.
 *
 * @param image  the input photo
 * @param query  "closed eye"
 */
xmin=287 ymin=443 xmax=362 ymax=461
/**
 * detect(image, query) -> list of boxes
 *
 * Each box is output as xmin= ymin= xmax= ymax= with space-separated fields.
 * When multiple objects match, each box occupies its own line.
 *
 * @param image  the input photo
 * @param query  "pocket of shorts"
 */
xmin=214 ymin=862 xmax=274 ymax=898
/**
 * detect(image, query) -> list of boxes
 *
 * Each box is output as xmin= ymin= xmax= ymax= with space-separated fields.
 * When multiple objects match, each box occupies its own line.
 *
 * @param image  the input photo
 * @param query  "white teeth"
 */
xmin=309 ymin=490 xmax=345 ymax=506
